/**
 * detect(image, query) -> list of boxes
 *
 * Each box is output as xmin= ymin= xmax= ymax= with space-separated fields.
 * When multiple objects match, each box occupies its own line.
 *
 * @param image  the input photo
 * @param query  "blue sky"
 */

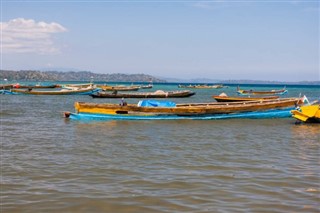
xmin=1 ymin=1 xmax=319 ymax=81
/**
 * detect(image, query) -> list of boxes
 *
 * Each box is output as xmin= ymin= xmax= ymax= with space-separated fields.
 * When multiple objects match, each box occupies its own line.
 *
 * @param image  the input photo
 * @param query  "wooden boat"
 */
xmin=12 ymin=83 xmax=58 ymax=89
xmin=7 ymin=87 xmax=99 ymax=95
xmin=0 ymin=84 xmax=14 ymax=89
xmin=64 ymin=98 xmax=303 ymax=120
xmin=58 ymin=83 xmax=94 ymax=89
xmin=90 ymin=90 xmax=195 ymax=98
xmin=213 ymin=93 xmax=279 ymax=102
xmin=237 ymin=86 xmax=288 ymax=96
xmin=97 ymin=85 xmax=140 ymax=91
xmin=178 ymin=84 xmax=224 ymax=89
xmin=140 ymin=84 xmax=153 ymax=89
xmin=291 ymin=104 xmax=320 ymax=123
xmin=1 ymin=83 xmax=58 ymax=89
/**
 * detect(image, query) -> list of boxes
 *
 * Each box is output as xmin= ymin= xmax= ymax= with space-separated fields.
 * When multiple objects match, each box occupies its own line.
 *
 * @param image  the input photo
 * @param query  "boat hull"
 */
xmin=65 ymin=108 xmax=295 ymax=120
xmin=213 ymin=96 xmax=279 ymax=102
xmin=291 ymin=105 xmax=320 ymax=123
xmin=178 ymin=84 xmax=224 ymax=89
xmin=65 ymin=98 xmax=303 ymax=120
xmin=90 ymin=90 xmax=195 ymax=98
xmin=97 ymin=85 xmax=140 ymax=91
xmin=237 ymin=86 xmax=288 ymax=96
xmin=5 ymin=88 xmax=99 ymax=95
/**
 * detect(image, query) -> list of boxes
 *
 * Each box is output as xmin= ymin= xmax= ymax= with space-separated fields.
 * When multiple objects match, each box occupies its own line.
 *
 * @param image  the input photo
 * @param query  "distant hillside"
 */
xmin=219 ymin=79 xmax=320 ymax=85
xmin=0 ymin=70 xmax=166 ymax=83
xmin=160 ymin=77 xmax=221 ymax=83
xmin=159 ymin=77 xmax=319 ymax=85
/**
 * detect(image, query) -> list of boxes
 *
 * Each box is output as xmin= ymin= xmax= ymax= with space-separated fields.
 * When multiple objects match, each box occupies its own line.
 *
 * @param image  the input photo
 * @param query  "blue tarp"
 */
xmin=137 ymin=100 xmax=176 ymax=107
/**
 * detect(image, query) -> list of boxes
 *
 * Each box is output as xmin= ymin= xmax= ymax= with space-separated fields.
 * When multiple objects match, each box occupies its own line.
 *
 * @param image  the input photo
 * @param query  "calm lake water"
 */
xmin=1 ymin=83 xmax=319 ymax=212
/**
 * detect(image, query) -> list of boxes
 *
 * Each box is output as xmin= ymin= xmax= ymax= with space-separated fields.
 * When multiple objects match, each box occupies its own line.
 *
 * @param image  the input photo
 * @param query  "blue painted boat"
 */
xmin=65 ymin=108 xmax=295 ymax=121
xmin=64 ymin=98 xmax=303 ymax=121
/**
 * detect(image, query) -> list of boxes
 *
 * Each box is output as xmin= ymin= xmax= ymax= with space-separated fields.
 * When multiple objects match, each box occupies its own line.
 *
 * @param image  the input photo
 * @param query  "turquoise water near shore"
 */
xmin=1 ymin=83 xmax=319 ymax=212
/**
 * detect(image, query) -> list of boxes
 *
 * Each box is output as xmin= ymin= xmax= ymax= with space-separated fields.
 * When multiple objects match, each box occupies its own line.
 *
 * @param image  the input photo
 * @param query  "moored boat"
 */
xmin=90 ymin=90 xmax=195 ymax=98
xmin=6 ymin=87 xmax=99 ymax=95
xmin=97 ymin=85 xmax=140 ymax=91
xmin=213 ymin=93 xmax=279 ymax=102
xmin=0 ymin=84 xmax=14 ymax=89
xmin=13 ymin=83 xmax=58 ymax=89
xmin=237 ymin=86 xmax=288 ymax=96
xmin=1 ymin=83 xmax=58 ymax=89
xmin=64 ymin=98 xmax=303 ymax=120
xmin=140 ymin=84 xmax=153 ymax=89
xmin=291 ymin=103 xmax=320 ymax=123
xmin=58 ymin=83 xmax=94 ymax=90
xmin=178 ymin=84 xmax=224 ymax=89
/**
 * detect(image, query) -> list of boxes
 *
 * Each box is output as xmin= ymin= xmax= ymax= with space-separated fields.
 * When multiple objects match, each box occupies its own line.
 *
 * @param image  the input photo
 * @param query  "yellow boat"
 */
xmin=291 ymin=104 xmax=320 ymax=123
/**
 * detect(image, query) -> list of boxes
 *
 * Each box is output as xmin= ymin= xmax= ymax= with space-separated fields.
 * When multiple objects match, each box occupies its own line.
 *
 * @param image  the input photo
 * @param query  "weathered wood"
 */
xmin=74 ymin=98 xmax=303 ymax=116
xmin=10 ymin=87 xmax=97 ymax=95
xmin=90 ymin=90 xmax=195 ymax=98
xmin=237 ymin=86 xmax=287 ymax=96
xmin=213 ymin=95 xmax=279 ymax=102
xmin=97 ymin=85 xmax=140 ymax=91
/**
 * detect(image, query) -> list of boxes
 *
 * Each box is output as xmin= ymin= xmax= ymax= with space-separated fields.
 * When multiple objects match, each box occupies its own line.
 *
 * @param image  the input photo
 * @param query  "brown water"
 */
xmin=1 ymin=84 xmax=319 ymax=212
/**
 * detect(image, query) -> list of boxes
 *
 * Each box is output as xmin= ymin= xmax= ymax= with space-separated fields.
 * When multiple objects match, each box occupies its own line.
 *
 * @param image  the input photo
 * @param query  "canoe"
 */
xmin=140 ymin=84 xmax=153 ymax=89
xmin=213 ymin=94 xmax=279 ymax=102
xmin=291 ymin=104 xmax=320 ymax=123
xmin=0 ymin=84 xmax=14 ymax=89
xmin=64 ymin=98 xmax=303 ymax=120
xmin=13 ymin=84 xmax=58 ymax=89
xmin=58 ymin=83 xmax=94 ymax=89
xmin=178 ymin=84 xmax=224 ymax=89
xmin=97 ymin=85 xmax=140 ymax=91
xmin=7 ymin=87 xmax=99 ymax=95
xmin=90 ymin=90 xmax=195 ymax=98
xmin=1 ymin=83 xmax=58 ymax=89
xmin=66 ymin=108 xmax=298 ymax=120
xmin=237 ymin=86 xmax=288 ymax=96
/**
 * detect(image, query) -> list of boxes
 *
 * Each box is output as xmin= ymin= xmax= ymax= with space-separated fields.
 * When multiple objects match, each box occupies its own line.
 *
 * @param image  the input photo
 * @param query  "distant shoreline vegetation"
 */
xmin=0 ymin=70 xmax=319 ymax=85
xmin=0 ymin=70 xmax=165 ymax=83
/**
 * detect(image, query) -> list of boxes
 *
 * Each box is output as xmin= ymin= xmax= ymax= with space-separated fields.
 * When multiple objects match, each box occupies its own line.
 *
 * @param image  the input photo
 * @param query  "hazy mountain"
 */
xmin=1 ymin=70 xmax=166 ymax=83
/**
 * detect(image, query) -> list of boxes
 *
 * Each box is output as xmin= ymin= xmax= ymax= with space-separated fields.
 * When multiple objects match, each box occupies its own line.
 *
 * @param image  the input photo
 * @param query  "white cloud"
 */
xmin=1 ymin=18 xmax=67 ymax=54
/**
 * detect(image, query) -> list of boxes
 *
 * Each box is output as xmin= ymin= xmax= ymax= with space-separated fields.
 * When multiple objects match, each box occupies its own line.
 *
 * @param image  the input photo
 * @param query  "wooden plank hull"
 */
xmin=237 ymin=86 xmax=288 ymax=96
xmin=90 ymin=90 xmax=195 ymax=98
xmin=65 ymin=108 xmax=295 ymax=120
xmin=59 ymin=83 xmax=94 ymax=89
xmin=1 ymin=84 xmax=57 ymax=89
xmin=8 ymin=88 xmax=99 ymax=95
xmin=213 ymin=95 xmax=279 ymax=102
xmin=97 ymin=85 xmax=140 ymax=91
xmin=0 ymin=84 xmax=14 ymax=89
xmin=65 ymin=98 xmax=303 ymax=120
xmin=14 ymin=85 xmax=58 ymax=89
